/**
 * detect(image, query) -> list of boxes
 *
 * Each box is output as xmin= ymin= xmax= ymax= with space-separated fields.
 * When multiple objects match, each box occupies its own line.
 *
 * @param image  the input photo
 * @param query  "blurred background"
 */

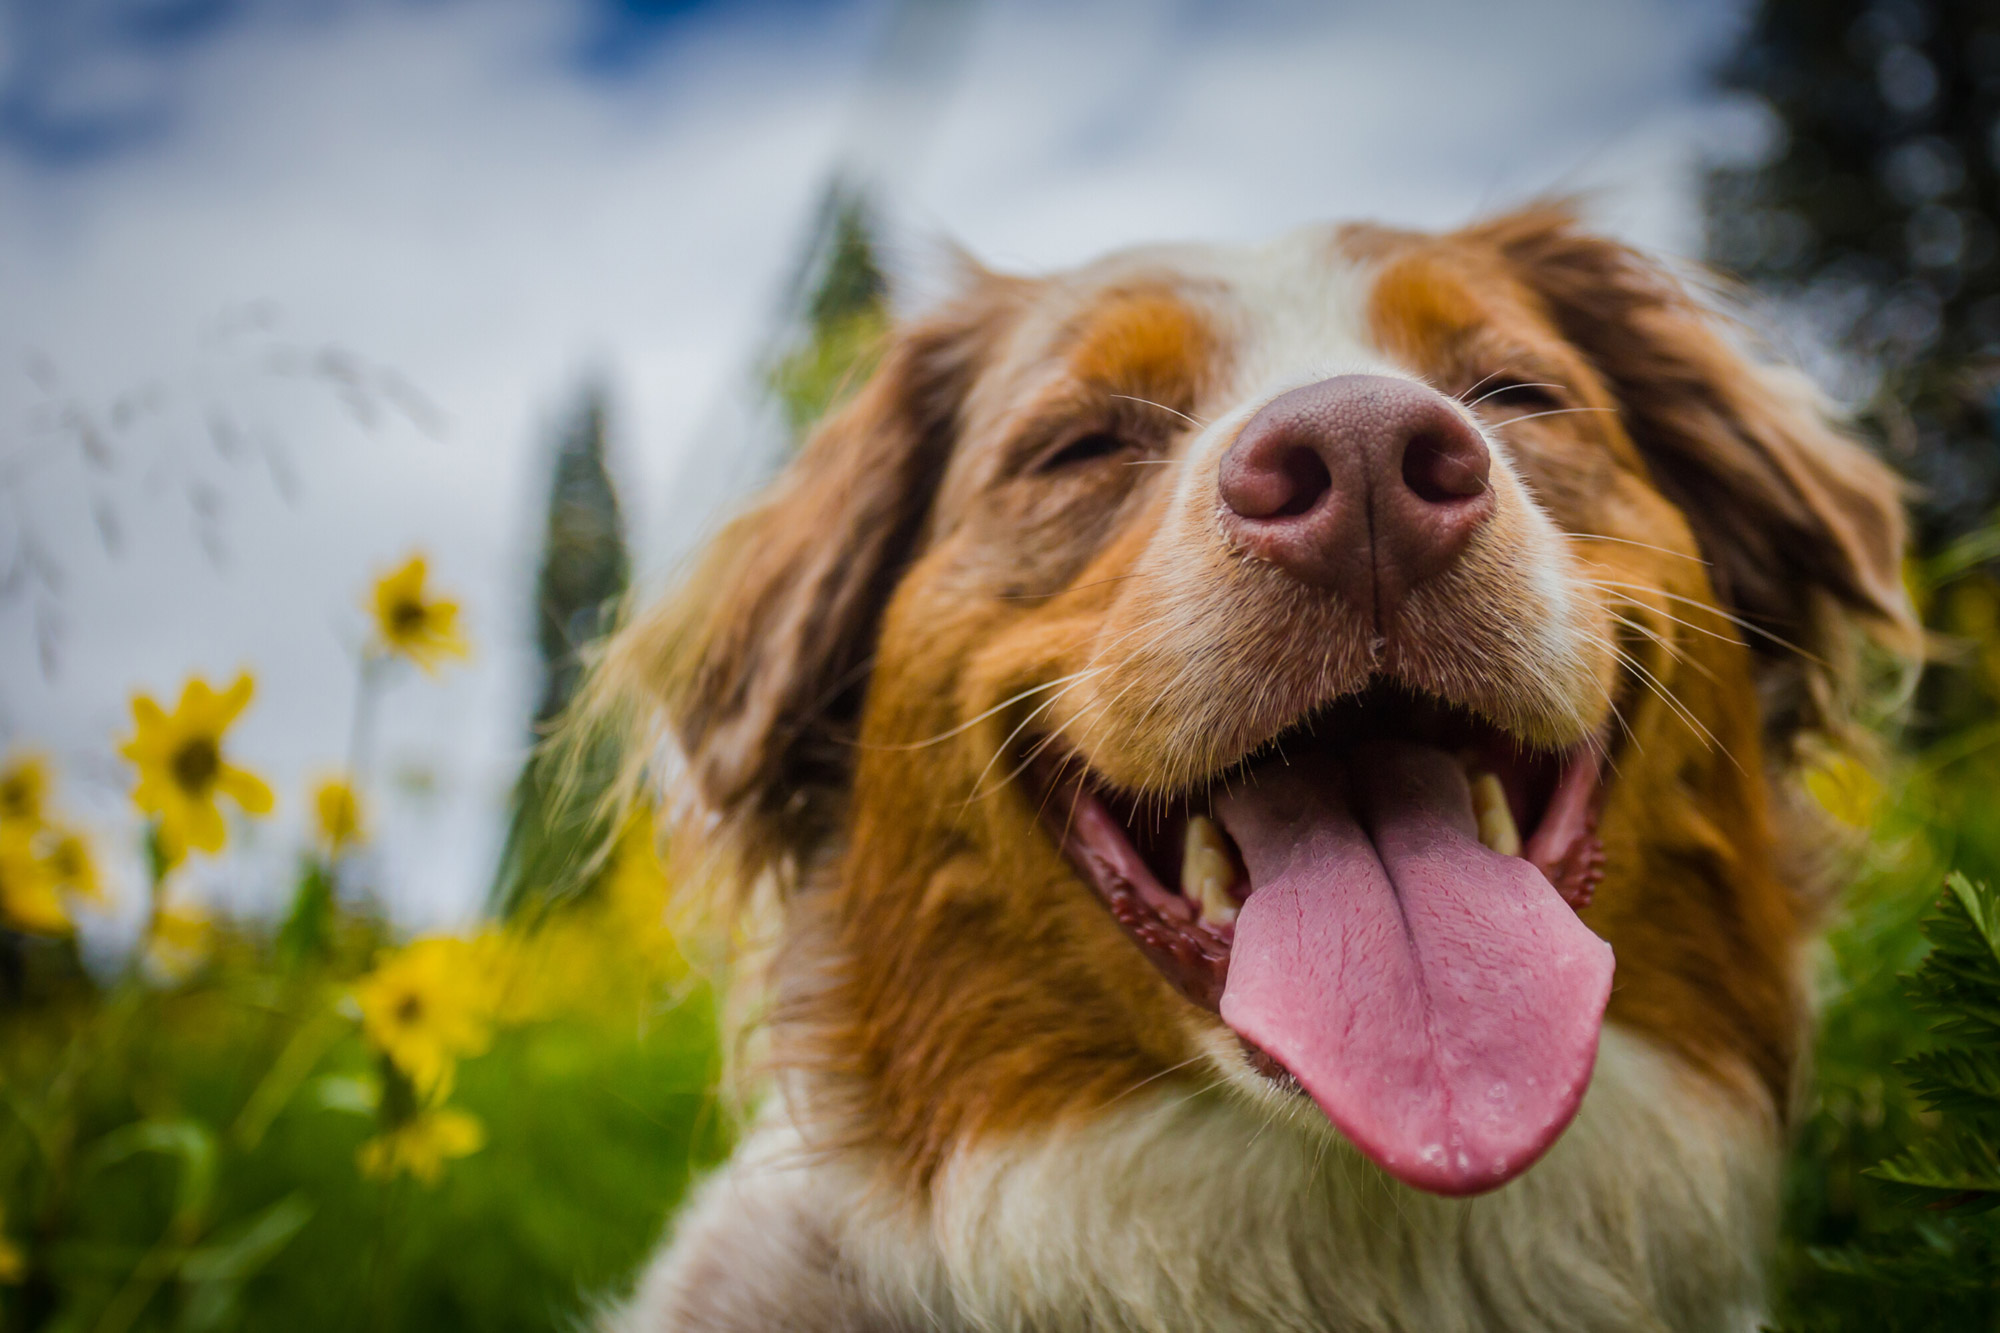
xmin=3 ymin=0 xmax=2000 ymax=1329
xmin=1 ymin=0 xmax=1761 ymax=936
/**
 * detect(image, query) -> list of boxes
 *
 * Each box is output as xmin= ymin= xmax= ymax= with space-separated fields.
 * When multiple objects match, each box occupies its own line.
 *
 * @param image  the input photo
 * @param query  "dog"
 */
xmin=601 ymin=204 xmax=1914 ymax=1332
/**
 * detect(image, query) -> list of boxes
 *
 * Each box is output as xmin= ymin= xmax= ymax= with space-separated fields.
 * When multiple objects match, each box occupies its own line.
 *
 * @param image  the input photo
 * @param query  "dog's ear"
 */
xmin=604 ymin=285 xmax=1013 ymax=883
xmin=1474 ymin=204 xmax=1919 ymax=744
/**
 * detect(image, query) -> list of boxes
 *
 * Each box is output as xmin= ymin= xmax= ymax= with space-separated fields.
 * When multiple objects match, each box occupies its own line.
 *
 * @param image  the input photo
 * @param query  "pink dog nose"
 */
xmin=1217 ymin=374 xmax=1493 ymax=624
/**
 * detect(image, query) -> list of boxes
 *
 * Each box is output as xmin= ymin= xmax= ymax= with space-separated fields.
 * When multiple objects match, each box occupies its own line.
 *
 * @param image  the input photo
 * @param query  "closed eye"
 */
xmin=1463 ymin=379 xmax=1566 ymax=413
xmin=1037 ymin=431 xmax=1135 ymax=472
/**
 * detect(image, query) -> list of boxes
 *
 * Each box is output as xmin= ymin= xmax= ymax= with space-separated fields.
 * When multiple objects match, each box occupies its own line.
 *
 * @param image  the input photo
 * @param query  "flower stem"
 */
xmin=137 ymin=821 xmax=169 ymax=969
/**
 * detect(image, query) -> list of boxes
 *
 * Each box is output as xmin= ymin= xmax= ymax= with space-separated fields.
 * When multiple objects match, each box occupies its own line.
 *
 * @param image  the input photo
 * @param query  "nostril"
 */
xmin=1219 ymin=436 xmax=1337 ymax=521
xmin=1401 ymin=430 xmax=1490 ymax=504
xmin=1271 ymin=446 xmax=1334 ymax=519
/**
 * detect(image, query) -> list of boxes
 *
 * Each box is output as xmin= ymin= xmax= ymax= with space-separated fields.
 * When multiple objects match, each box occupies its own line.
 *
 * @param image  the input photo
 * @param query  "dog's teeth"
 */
xmin=1469 ymin=772 xmax=1522 ymax=857
xmin=1182 ymin=815 xmax=1239 ymax=925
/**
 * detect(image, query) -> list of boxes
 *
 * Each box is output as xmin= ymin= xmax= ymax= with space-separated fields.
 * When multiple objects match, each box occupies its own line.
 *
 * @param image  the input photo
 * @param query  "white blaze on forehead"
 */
xmin=1225 ymin=225 xmax=1395 ymax=392
xmin=1157 ymin=229 xmax=1402 ymax=515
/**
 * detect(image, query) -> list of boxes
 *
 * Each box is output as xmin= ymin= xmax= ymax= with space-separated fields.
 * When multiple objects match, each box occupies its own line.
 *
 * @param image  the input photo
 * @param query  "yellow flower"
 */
xmin=601 ymin=811 xmax=682 ymax=969
xmin=357 ymin=1106 xmax=484 ymax=1185
xmin=121 ymin=674 xmax=274 ymax=866
xmin=354 ymin=936 xmax=500 ymax=1098
xmin=1804 ymin=750 xmax=1883 ymax=830
xmin=43 ymin=829 xmax=102 ymax=903
xmin=371 ymin=555 xmax=469 ymax=671
xmin=0 ymin=828 xmax=68 ymax=935
xmin=493 ymin=812 xmax=686 ymax=1023
xmin=0 ymin=753 xmax=49 ymax=829
xmin=146 ymin=901 xmax=214 ymax=983
xmin=314 ymin=775 xmax=366 ymax=853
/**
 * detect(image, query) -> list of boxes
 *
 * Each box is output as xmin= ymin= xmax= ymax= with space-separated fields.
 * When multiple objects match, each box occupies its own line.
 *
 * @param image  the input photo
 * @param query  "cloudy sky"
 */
xmin=0 ymin=0 xmax=1754 ymax=934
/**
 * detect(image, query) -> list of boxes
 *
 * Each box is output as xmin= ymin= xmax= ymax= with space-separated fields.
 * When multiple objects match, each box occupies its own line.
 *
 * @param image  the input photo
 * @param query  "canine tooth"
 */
xmin=1182 ymin=815 xmax=1238 ymax=924
xmin=1469 ymin=772 xmax=1522 ymax=857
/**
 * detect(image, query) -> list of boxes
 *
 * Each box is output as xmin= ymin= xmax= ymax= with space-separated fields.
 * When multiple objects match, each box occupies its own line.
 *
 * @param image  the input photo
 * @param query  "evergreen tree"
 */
xmin=1707 ymin=2 xmax=2000 ymax=746
xmin=765 ymin=181 xmax=892 ymax=442
xmin=491 ymin=383 xmax=630 ymax=915
xmin=1704 ymin=0 xmax=2000 ymax=552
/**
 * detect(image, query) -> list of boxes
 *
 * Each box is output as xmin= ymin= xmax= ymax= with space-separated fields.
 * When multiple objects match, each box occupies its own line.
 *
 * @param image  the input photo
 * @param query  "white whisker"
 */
xmin=1466 ymin=380 xmax=1565 ymax=409
xmin=1586 ymin=579 xmax=1823 ymax=666
xmin=1109 ymin=393 xmax=1209 ymax=428
xmin=871 ymin=668 xmax=1108 ymax=750
xmin=1498 ymin=406 xmax=1617 ymax=427
xmin=1454 ymin=368 xmax=1508 ymax=401
xmin=1590 ymin=630 xmax=1739 ymax=773
xmin=1567 ymin=531 xmax=1710 ymax=566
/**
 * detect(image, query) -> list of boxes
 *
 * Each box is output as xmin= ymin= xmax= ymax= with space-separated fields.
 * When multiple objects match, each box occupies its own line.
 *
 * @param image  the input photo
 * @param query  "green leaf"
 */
xmin=79 ymin=1118 xmax=219 ymax=1237
xmin=1868 ymin=1126 xmax=2000 ymax=1192
xmin=1899 ymin=1048 xmax=2000 ymax=1116
xmin=177 ymin=1193 xmax=315 ymax=1331
xmin=1944 ymin=872 xmax=2000 ymax=968
xmin=1857 ymin=878 xmax=2000 ymax=1199
xmin=312 ymin=1072 xmax=380 ymax=1117
xmin=277 ymin=858 xmax=337 ymax=968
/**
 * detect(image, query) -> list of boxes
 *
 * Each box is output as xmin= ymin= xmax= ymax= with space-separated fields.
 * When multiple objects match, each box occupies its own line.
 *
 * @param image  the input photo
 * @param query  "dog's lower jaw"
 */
xmin=605 ymin=1025 xmax=1779 ymax=1333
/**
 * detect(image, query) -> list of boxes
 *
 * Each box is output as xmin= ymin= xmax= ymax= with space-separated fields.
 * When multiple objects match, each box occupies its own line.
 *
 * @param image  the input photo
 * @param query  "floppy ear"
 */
xmin=1473 ymin=204 xmax=1920 ymax=744
xmin=602 ymin=290 xmax=1009 ymax=883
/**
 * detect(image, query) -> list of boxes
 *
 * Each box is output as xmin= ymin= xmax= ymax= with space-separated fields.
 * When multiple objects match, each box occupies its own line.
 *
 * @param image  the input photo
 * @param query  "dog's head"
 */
xmin=611 ymin=205 xmax=1912 ymax=1197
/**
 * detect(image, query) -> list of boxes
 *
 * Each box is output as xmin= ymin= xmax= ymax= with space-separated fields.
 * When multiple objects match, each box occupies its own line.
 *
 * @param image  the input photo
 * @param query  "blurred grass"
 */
xmin=1772 ymin=567 xmax=2000 ymax=1324
xmin=1 ymin=920 xmax=729 ymax=1333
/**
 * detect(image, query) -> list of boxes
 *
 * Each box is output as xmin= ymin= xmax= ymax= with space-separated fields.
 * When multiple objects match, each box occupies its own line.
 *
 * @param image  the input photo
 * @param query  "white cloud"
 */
xmin=0 ymin=0 xmax=1746 ymax=930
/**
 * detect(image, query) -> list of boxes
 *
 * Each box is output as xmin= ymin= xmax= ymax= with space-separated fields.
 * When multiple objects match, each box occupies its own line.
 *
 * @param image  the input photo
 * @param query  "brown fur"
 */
xmin=1349 ymin=216 xmax=1914 ymax=1105
xmin=601 ymin=204 xmax=1915 ymax=1323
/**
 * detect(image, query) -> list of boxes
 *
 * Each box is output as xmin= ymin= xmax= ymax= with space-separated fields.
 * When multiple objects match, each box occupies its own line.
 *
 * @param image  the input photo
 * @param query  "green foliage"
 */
xmin=768 ymin=305 xmax=890 ymax=441
xmin=493 ymin=384 xmax=632 ymax=917
xmin=527 ymin=386 xmax=629 ymax=728
xmin=491 ymin=729 xmax=624 ymax=918
xmin=766 ymin=187 xmax=890 ymax=441
xmin=1709 ymin=8 xmax=2000 ymax=1309
xmin=0 ymin=904 xmax=727 ymax=1332
xmin=1775 ymin=767 xmax=2000 ymax=1327
xmin=1865 ymin=873 xmax=2000 ymax=1205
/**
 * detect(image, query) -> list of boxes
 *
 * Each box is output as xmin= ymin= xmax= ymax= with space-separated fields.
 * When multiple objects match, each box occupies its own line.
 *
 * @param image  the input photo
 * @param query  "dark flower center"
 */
xmin=171 ymin=738 xmax=221 ymax=794
xmin=0 ymin=780 xmax=31 ymax=820
xmin=395 ymin=993 xmax=424 ymax=1026
xmin=389 ymin=599 xmax=428 ymax=635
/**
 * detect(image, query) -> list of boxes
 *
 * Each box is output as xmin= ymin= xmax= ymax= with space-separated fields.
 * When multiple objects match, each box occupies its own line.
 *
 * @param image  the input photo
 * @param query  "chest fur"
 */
xmin=614 ymin=1027 xmax=1777 ymax=1333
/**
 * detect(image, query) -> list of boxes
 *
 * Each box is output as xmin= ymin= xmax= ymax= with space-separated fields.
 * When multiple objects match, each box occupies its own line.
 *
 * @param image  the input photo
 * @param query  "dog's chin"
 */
xmin=1024 ymin=680 xmax=1618 ymax=1196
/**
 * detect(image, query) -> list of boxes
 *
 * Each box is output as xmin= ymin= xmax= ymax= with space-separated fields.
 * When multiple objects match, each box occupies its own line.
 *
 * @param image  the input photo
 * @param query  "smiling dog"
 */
xmin=604 ymin=205 xmax=1913 ymax=1332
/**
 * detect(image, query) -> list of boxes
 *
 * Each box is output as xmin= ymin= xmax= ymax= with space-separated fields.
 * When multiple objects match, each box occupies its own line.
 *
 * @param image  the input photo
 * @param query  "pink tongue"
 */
xmin=1216 ymin=741 xmax=1613 ymax=1196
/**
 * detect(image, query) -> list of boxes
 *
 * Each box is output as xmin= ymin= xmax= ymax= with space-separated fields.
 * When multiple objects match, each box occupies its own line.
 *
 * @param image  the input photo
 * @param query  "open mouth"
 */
xmin=1027 ymin=684 xmax=1617 ymax=1197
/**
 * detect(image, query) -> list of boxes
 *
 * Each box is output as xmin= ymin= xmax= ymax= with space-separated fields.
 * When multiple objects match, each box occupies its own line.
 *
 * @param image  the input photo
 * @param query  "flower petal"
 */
xmin=183 ymin=798 xmax=228 ymax=855
xmin=218 ymin=765 xmax=275 ymax=816
xmin=3 ymin=878 xmax=70 ymax=935
xmin=152 ymin=816 xmax=188 ymax=868
xmin=213 ymin=673 xmax=256 ymax=729
xmin=375 ymin=556 xmax=427 ymax=613
xmin=179 ymin=677 xmax=219 ymax=728
xmin=122 ymin=696 xmax=170 ymax=762
xmin=431 ymin=1107 xmax=485 ymax=1157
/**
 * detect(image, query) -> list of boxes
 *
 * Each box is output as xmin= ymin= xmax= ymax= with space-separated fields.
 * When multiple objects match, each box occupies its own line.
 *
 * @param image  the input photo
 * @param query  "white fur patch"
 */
xmin=612 ymin=1027 xmax=1776 ymax=1332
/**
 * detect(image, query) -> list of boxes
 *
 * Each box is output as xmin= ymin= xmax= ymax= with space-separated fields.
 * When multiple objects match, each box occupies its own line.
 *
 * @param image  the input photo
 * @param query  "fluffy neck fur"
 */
xmin=615 ymin=1025 xmax=1778 ymax=1333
